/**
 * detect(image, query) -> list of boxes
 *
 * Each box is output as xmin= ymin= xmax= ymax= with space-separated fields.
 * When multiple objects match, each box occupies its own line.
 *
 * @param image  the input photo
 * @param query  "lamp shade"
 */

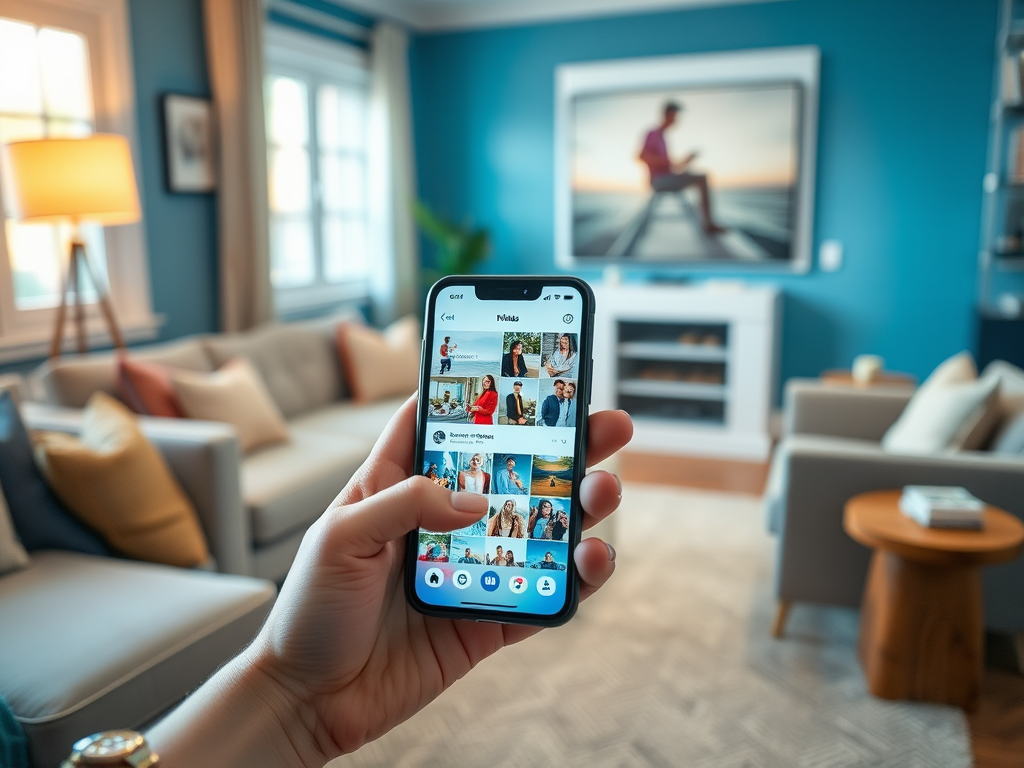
xmin=1 ymin=134 xmax=141 ymax=225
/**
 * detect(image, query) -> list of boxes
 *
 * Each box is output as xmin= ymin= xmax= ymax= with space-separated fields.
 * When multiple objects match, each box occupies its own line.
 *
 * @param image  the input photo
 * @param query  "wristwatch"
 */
xmin=61 ymin=730 xmax=159 ymax=767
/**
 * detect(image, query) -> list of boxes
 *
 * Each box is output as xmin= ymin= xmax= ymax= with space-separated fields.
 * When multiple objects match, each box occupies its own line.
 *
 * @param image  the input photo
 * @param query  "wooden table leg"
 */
xmin=858 ymin=550 xmax=983 ymax=711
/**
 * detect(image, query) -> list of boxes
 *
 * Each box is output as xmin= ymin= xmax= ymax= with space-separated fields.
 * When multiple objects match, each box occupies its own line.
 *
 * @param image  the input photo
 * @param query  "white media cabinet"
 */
xmin=592 ymin=283 xmax=781 ymax=461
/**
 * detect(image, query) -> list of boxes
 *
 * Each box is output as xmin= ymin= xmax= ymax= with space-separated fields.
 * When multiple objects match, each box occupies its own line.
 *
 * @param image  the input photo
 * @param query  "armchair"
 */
xmin=765 ymin=379 xmax=1024 ymax=643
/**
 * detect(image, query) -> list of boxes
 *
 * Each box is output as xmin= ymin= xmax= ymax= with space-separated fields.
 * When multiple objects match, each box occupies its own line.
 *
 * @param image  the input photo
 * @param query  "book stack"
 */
xmin=899 ymin=486 xmax=985 ymax=530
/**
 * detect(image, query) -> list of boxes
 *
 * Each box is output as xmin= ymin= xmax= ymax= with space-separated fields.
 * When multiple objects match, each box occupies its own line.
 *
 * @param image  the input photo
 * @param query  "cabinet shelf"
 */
xmin=617 ymin=378 xmax=726 ymax=401
xmin=617 ymin=341 xmax=728 ymax=362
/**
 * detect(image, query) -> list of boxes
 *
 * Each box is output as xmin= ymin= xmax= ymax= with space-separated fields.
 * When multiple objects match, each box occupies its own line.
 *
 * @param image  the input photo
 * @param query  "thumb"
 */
xmin=327 ymin=475 xmax=488 ymax=558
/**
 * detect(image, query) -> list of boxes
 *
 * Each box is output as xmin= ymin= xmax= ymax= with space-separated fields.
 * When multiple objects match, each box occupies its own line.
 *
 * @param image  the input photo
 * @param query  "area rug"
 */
xmin=332 ymin=484 xmax=971 ymax=767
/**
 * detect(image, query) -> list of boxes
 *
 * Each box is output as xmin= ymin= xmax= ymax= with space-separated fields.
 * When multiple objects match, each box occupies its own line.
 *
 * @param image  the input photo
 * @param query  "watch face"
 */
xmin=75 ymin=730 xmax=145 ymax=761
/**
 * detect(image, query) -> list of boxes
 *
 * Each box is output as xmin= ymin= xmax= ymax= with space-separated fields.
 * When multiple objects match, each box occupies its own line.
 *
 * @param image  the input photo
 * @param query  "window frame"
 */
xmin=0 ymin=0 xmax=157 ymax=362
xmin=264 ymin=23 xmax=371 ymax=317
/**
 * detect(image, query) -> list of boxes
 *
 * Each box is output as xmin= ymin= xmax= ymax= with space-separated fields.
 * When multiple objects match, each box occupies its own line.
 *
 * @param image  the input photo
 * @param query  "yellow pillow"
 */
xmin=171 ymin=357 xmax=289 ymax=453
xmin=337 ymin=315 xmax=421 ymax=403
xmin=34 ymin=392 xmax=209 ymax=568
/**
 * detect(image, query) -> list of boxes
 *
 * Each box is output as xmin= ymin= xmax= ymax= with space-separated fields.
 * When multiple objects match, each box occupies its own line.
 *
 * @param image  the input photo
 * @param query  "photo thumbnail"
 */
xmin=491 ymin=453 xmax=532 ymax=495
xmin=536 ymin=378 xmax=579 ymax=427
xmin=526 ymin=540 xmax=569 ymax=571
xmin=530 ymin=455 xmax=574 ymax=497
xmin=457 ymin=452 xmax=493 ymax=494
xmin=422 ymin=450 xmax=458 ymax=490
xmin=417 ymin=532 xmax=451 ymax=563
xmin=527 ymin=497 xmax=571 ymax=542
xmin=500 ymin=332 xmax=541 ymax=379
xmin=427 ymin=375 xmax=500 ymax=425
xmin=485 ymin=537 xmax=527 ymax=567
xmin=486 ymin=496 xmax=529 ymax=538
xmin=432 ymin=330 xmax=502 ymax=376
xmin=540 ymin=332 xmax=579 ymax=379
xmin=451 ymin=535 xmax=486 ymax=564
xmin=498 ymin=378 xmax=538 ymax=426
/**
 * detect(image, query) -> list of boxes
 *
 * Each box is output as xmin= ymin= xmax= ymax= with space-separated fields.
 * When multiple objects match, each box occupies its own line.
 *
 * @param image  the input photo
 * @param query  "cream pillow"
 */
xmin=0 ymin=477 xmax=30 ymax=574
xmin=881 ymin=352 xmax=999 ymax=454
xmin=172 ymin=358 xmax=289 ymax=453
xmin=34 ymin=393 xmax=209 ymax=568
xmin=337 ymin=316 xmax=421 ymax=403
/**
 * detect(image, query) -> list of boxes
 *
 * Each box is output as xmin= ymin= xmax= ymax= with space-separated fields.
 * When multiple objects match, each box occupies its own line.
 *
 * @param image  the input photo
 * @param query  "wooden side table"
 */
xmin=843 ymin=490 xmax=1024 ymax=711
xmin=820 ymin=369 xmax=916 ymax=387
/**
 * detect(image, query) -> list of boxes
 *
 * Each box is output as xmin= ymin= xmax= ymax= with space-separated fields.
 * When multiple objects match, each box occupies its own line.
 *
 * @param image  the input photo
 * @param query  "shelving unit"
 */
xmin=592 ymin=283 xmax=780 ymax=461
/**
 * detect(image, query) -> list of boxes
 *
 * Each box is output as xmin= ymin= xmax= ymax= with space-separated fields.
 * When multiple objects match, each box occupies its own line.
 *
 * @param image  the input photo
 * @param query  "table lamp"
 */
xmin=1 ymin=134 xmax=141 ymax=358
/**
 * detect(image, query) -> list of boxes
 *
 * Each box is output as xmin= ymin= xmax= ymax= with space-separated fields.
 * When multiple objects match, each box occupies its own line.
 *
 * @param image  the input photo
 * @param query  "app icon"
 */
xmin=508 ymin=575 xmax=528 ymax=594
xmin=562 ymin=314 xmax=573 ymax=324
xmin=536 ymin=576 xmax=557 ymax=596
xmin=453 ymin=570 xmax=472 ymax=590
xmin=480 ymin=570 xmax=500 ymax=592
xmin=424 ymin=567 xmax=444 ymax=588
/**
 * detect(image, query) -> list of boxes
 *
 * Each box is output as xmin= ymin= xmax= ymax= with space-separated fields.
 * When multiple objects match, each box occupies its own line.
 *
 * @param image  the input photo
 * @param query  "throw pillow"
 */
xmin=881 ymin=352 xmax=999 ymax=455
xmin=117 ymin=354 xmax=184 ymax=418
xmin=171 ymin=358 xmax=290 ymax=453
xmin=0 ymin=479 xmax=29 ymax=575
xmin=0 ymin=391 xmax=108 ymax=556
xmin=981 ymin=360 xmax=1024 ymax=446
xmin=337 ymin=316 xmax=420 ymax=403
xmin=992 ymin=409 xmax=1024 ymax=454
xmin=34 ymin=393 xmax=209 ymax=568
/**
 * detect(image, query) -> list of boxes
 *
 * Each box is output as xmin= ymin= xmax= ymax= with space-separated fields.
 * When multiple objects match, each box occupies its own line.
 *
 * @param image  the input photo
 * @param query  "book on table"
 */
xmin=899 ymin=486 xmax=985 ymax=530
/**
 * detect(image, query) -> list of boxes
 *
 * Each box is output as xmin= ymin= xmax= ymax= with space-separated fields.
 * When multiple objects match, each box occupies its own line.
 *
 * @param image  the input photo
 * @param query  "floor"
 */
xmin=620 ymin=450 xmax=1024 ymax=768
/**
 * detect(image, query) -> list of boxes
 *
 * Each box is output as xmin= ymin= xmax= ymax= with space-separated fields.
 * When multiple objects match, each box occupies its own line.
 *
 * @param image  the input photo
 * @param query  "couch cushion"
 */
xmin=36 ymin=339 xmax=212 ymax=409
xmin=240 ymin=398 xmax=404 ymax=544
xmin=0 ymin=479 xmax=29 ymax=576
xmin=34 ymin=393 xmax=209 ymax=568
xmin=203 ymin=322 xmax=345 ymax=418
xmin=0 ymin=551 xmax=275 ymax=768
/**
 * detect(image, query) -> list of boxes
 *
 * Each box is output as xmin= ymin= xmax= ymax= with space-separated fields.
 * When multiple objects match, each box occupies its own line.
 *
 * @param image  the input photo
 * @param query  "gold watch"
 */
xmin=61 ymin=730 xmax=158 ymax=767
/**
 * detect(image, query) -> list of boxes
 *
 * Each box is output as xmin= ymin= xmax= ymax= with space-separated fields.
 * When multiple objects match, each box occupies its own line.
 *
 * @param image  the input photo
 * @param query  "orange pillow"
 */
xmin=337 ymin=316 xmax=420 ymax=403
xmin=118 ymin=355 xmax=184 ymax=418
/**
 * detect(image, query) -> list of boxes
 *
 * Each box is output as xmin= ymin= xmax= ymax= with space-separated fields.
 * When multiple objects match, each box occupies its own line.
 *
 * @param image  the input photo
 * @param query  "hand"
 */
xmin=182 ymin=395 xmax=630 ymax=766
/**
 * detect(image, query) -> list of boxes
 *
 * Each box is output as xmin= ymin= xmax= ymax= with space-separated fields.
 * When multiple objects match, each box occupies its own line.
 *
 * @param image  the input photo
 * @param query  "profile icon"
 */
xmin=432 ymin=430 xmax=446 ymax=444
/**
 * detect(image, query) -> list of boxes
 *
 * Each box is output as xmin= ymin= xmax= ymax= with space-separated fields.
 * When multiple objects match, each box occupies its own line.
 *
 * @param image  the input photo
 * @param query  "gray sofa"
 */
xmin=765 ymin=379 xmax=1024 ymax=640
xmin=0 ymin=407 xmax=276 ymax=768
xmin=29 ymin=316 xmax=407 ymax=582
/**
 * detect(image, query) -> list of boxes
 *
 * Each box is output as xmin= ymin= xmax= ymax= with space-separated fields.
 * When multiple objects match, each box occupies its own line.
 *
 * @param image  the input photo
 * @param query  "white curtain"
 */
xmin=203 ymin=0 xmax=274 ymax=332
xmin=367 ymin=22 xmax=419 ymax=325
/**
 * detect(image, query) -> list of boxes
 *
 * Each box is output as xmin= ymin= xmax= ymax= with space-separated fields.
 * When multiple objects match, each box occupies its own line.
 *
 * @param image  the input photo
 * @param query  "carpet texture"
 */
xmin=332 ymin=484 xmax=971 ymax=767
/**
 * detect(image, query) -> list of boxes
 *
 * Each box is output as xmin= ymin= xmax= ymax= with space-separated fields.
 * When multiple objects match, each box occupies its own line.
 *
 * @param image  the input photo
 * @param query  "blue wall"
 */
xmin=410 ymin=0 xmax=999 ymax=385
xmin=128 ymin=0 xmax=218 ymax=340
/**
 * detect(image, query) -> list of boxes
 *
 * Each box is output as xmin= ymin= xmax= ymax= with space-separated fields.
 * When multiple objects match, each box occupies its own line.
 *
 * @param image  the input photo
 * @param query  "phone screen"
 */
xmin=409 ymin=279 xmax=590 ymax=622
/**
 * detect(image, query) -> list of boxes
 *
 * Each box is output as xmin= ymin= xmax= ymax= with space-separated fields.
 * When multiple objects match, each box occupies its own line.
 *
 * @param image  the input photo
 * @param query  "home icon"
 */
xmin=430 ymin=573 xmax=439 ymax=584
xmin=424 ymin=568 xmax=444 ymax=588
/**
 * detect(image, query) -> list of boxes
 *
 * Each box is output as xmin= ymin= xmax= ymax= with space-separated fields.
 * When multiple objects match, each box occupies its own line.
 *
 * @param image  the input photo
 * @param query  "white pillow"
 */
xmin=881 ymin=352 xmax=998 ymax=454
xmin=981 ymin=360 xmax=1024 ymax=445
xmin=0 ymin=477 xmax=30 ymax=575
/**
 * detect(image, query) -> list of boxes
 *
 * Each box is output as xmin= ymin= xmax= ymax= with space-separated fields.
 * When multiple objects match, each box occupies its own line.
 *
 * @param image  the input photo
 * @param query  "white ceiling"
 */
xmin=331 ymin=0 xmax=786 ymax=32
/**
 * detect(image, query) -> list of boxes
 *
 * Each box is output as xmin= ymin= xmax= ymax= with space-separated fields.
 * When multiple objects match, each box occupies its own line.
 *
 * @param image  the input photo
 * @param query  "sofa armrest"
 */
xmin=773 ymin=434 xmax=1024 ymax=631
xmin=23 ymin=404 xmax=253 ymax=577
xmin=783 ymin=378 xmax=913 ymax=440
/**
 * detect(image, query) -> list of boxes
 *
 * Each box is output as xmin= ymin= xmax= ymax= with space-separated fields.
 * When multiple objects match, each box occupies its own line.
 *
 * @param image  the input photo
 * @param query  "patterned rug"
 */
xmin=331 ymin=484 xmax=971 ymax=768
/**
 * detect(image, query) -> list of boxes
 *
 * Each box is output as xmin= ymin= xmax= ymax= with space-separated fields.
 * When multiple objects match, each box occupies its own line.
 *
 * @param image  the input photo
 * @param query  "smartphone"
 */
xmin=405 ymin=275 xmax=595 ymax=626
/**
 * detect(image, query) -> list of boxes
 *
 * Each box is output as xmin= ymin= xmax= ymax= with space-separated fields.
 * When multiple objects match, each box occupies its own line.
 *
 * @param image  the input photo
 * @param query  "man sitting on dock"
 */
xmin=639 ymin=100 xmax=726 ymax=235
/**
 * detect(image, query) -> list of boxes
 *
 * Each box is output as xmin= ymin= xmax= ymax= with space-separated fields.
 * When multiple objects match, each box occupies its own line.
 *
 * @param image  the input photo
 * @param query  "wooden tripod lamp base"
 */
xmin=51 ymin=238 xmax=126 ymax=359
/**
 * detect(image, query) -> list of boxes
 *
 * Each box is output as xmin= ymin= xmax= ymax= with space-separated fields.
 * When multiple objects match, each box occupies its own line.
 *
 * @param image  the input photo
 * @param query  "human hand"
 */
xmin=241 ymin=395 xmax=631 ymax=765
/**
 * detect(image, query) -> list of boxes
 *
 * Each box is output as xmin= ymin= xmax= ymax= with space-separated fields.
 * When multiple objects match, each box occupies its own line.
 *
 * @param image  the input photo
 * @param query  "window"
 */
xmin=0 ymin=0 xmax=154 ymax=359
xmin=264 ymin=25 xmax=370 ymax=314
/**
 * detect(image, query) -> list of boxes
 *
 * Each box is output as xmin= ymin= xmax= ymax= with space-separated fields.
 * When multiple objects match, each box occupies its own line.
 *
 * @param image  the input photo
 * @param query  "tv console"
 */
xmin=592 ymin=283 xmax=780 ymax=461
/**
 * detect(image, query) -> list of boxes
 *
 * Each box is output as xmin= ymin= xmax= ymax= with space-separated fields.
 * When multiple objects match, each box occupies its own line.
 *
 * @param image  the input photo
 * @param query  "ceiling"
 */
xmin=331 ymin=0 xmax=784 ymax=32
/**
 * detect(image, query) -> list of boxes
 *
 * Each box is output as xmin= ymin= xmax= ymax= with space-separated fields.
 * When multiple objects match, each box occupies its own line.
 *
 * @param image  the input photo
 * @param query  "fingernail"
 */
xmin=451 ymin=492 xmax=488 ymax=515
xmin=613 ymin=473 xmax=622 ymax=496
xmin=606 ymin=542 xmax=616 ymax=562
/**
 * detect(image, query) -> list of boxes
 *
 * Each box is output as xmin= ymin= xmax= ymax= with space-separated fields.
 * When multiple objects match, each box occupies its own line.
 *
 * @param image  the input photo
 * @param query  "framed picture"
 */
xmin=554 ymin=46 xmax=819 ymax=274
xmin=162 ymin=93 xmax=216 ymax=193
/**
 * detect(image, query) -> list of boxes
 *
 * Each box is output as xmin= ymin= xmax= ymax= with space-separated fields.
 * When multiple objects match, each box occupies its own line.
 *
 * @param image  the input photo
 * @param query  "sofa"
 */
xmin=28 ymin=315 xmax=408 ymax=582
xmin=765 ymin=378 xmax=1024 ymax=643
xmin=0 ymin=391 xmax=276 ymax=768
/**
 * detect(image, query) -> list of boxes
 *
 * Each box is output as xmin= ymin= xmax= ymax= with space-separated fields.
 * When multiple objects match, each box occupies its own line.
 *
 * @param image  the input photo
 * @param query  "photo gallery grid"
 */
xmin=418 ymin=450 xmax=574 ymax=572
xmin=427 ymin=330 xmax=581 ymax=426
